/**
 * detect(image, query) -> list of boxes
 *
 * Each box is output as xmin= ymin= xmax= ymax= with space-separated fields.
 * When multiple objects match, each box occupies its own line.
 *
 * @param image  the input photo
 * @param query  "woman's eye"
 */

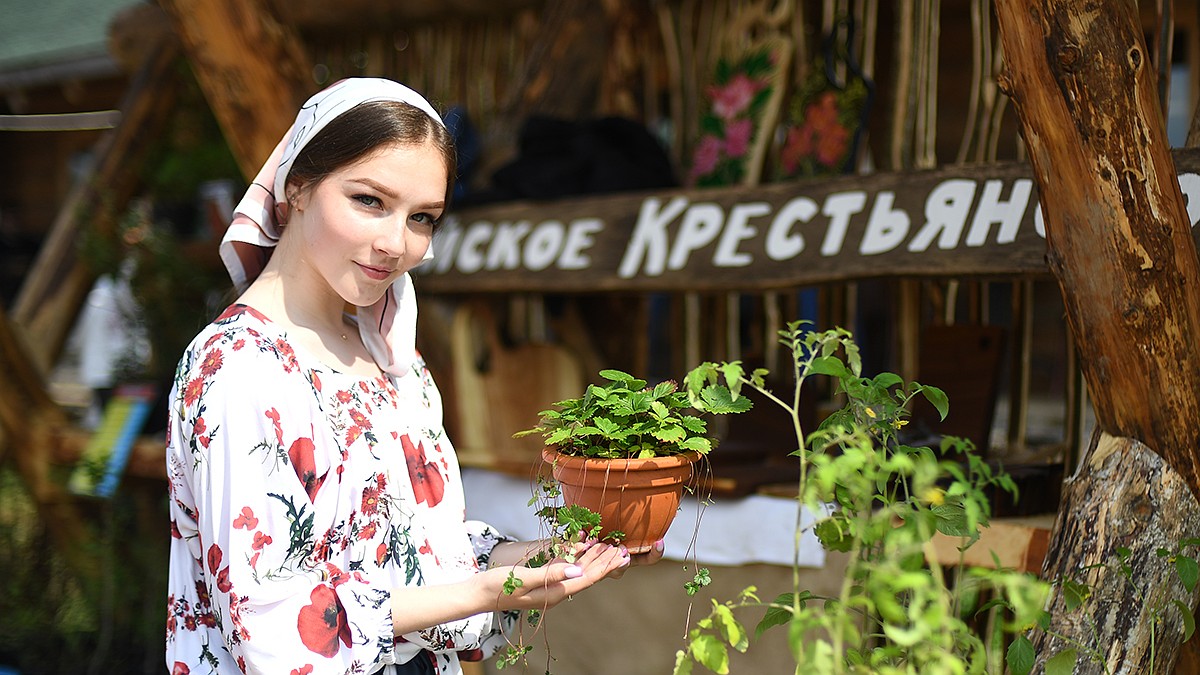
xmin=353 ymin=194 xmax=381 ymax=208
xmin=411 ymin=212 xmax=441 ymax=228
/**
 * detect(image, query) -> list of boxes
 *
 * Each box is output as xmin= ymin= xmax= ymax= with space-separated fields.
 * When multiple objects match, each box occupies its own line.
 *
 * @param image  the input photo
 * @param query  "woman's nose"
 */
xmin=373 ymin=221 xmax=408 ymax=258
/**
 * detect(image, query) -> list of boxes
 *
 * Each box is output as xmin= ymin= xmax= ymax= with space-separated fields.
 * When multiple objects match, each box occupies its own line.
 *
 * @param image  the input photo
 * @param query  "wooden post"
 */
xmin=159 ymin=0 xmax=314 ymax=178
xmin=995 ymin=1 xmax=1200 ymax=672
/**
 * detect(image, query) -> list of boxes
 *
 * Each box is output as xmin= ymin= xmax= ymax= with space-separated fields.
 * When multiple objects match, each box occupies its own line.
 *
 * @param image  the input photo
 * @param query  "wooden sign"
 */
xmin=416 ymin=148 xmax=1200 ymax=293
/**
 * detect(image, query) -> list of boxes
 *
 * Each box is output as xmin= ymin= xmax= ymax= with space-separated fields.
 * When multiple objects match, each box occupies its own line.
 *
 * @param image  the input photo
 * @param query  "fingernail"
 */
xmin=619 ymin=546 xmax=629 ymax=556
xmin=655 ymin=539 xmax=665 ymax=552
xmin=564 ymin=565 xmax=583 ymax=578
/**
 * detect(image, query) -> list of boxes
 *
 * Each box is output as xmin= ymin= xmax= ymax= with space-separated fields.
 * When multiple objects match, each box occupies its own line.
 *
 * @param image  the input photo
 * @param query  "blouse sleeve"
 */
xmin=167 ymin=332 xmax=398 ymax=675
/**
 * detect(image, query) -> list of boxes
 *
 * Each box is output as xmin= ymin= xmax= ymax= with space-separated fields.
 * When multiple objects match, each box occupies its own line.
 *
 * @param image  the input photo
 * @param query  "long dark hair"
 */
xmin=285 ymin=99 xmax=457 ymax=206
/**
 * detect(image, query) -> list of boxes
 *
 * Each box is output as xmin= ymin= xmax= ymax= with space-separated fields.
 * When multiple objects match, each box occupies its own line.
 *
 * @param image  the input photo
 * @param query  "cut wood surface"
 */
xmin=995 ymin=1 xmax=1200 ymax=672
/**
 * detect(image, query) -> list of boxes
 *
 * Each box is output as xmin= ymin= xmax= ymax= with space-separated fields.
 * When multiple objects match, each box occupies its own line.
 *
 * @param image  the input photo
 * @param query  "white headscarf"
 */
xmin=219 ymin=78 xmax=445 ymax=377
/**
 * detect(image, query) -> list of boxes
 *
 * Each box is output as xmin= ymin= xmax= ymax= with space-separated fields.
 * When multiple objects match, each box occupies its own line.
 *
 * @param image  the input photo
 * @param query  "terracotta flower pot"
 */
xmin=542 ymin=448 xmax=701 ymax=554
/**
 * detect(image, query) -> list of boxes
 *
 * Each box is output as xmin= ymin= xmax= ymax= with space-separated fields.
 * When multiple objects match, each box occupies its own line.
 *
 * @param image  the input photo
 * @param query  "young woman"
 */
xmin=165 ymin=78 xmax=654 ymax=675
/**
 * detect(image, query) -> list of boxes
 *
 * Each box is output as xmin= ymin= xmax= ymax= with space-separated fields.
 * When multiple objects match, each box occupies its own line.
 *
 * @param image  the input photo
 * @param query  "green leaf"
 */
xmin=653 ymin=425 xmax=687 ymax=443
xmin=678 ymin=437 xmax=713 ymax=454
xmin=808 ymin=356 xmax=848 ymax=378
xmin=815 ymin=518 xmax=853 ymax=552
xmin=699 ymin=385 xmax=754 ymax=414
xmin=1177 ymin=555 xmax=1200 ymax=593
xmin=1044 ymin=648 xmax=1078 ymax=675
xmin=599 ymin=368 xmax=634 ymax=383
xmin=872 ymin=372 xmax=903 ymax=390
xmin=920 ymin=385 xmax=950 ymax=420
xmin=932 ymin=503 xmax=971 ymax=538
xmin=1062 ymin=579 xmax=1090 ymax=611
xmin=712 ymin=604 xmax=749 ymax=652
xmin=755 ymin=594 xmax=795 ymax=637
xmin=679 ymin=416 xmax=707 ymax=434
xmin=1176 ymin=599 xmax=1197 ymax=641
xmin=672 ymin=650 xmax=694 ymax=675
xmin=690 ymin=634 xmax=729 ymax=674
xmin=1006 ymin=635 xmax=1035 ymax=675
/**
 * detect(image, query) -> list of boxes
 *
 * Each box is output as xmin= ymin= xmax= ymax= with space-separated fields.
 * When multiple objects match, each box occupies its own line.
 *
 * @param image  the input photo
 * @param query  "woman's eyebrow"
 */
xmin=346 ymin=177 xmax=398 ymax=198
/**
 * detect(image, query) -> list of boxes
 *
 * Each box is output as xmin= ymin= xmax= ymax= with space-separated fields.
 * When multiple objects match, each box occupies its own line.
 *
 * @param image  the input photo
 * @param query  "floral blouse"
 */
xmin=166 ymin=305 xmax=514 ymax=675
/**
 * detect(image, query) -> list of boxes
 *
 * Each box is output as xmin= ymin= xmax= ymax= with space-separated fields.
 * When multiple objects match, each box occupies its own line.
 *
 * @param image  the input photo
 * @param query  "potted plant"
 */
xmin=515 ymin=369 xmax=751 ymax=554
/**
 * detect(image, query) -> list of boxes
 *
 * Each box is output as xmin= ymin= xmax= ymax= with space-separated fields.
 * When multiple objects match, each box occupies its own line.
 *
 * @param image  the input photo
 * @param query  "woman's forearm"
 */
xmin=485 ymin=540 xmax=550 ymax=569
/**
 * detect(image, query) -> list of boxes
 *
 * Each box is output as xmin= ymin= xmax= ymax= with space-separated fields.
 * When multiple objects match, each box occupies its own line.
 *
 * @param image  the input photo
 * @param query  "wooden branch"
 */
xmin=11 ymin=42 xmax=182 ymax=372
xmin=995 ymin=0 xmax=1200 ymax=494
xmin=160 ymin=0 xmax=313 ymax=179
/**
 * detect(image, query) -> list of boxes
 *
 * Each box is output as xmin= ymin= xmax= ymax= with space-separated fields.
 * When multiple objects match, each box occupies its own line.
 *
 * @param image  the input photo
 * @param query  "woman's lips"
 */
xmin=356 ymin=262 xmax=394 ymax=281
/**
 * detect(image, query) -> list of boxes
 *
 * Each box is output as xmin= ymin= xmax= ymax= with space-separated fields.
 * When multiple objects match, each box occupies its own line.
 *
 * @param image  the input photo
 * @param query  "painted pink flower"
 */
xmin=724 ymin=118 xmax=754 ymax=158
xmin=690 ymin=135 xmax=724 ymax=179
xmin=707 ymin=73 xmax=766 ymax=120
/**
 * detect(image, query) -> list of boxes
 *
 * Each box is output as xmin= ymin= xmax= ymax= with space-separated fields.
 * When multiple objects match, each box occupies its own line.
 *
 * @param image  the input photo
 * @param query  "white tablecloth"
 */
xmin=462 ymin=468 xmax=826 ymax=568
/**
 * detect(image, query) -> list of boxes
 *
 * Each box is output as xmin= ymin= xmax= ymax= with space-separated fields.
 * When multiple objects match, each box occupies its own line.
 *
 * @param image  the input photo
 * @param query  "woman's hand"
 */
xmin=480 ymin=542 xmax=630 ymax=612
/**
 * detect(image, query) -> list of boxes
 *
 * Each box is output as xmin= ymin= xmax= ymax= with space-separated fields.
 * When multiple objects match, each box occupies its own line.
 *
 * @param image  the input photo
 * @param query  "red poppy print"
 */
xmin=252 ymin=531 xmax=272 ymax=550
xmin=358 ymin=521 xmax=377 ymax=540
xmin=336 ymin=390 xmax=353 ymax=403
xmin=311 ymin=371 xmax=321 ymax=392
xmin=291 ymin=666 xmax=314 ymax=675
xmin=376 ymin=542 xmax=388 ymax=566
xmin=232 ymin=506 xmax=258 ymax=530
xmin=361 ymin=484 xmax=381 ymax=516
xmin=199 ymin=349 xmax=224 ymax=377
xmin=266 ymin=408 xmax=283 ymax=446
xmin=296 ymin=584 xmax=351 ymax=658
xmin=207 ymin=544 xmax=222 ymax=575
xmin=289 ymin=436 xmax=326 ymax=502
xmin=217 ymin=566 xmax=232 ymax=593
xmin=172 ymin=662 xmax=190 ymax=675
xmin=402 ymin=435 xmax=445 ymax=507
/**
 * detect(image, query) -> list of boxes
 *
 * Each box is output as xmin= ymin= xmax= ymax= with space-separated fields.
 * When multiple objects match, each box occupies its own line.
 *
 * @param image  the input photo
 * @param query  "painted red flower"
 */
xmin=183 ymin=377 xmax=205 ymax=407
xmin=217 ymin=566 xmax=232 ymax=593
xmin=349 ymin=409 xmax=370 ymax=430
xmin=724 ymin=118 xmax=754 ymax=158
xmin=232 ymin=338 xmax=245 ymax=351
xmin=336 ymin=390 xmax=353 ymax=403
xmin=206 ymin=544 xmax=222 ymax=575
xmin=266 ymin=408 xmax=283 ymax=446
xmin=403 ymin=435 xmax=445 ymax=507
xmin=289 ymin=436 xmax=326 ymax=502
xmin=345 ymin=426 xmax=362 ymax=446
xmin=707 ymin=72 xmax=766 ymax=120
xmin=194 ymin=417 xmax=207 ymax=435
xmin=252 ymin=531 xmax=273 ymax=550
xmin=291 ymin=666 xmax=314 ymax=675
xmin=170 ymin=520 xmax=182 ymax=539
xmin=297 ymin=584 xmax=351 ymax=658
xmin=232 ymin=506 xmax=257 ymax=530
xmin=172 ymin=661 xmax=190 ymax=675
xmin=361 ymin=484 xmax=381 ymax=516
xmin=199 ymin=349 xmax=224 ymax=377
xmin=376 ymin=542 xmax=388 ymax=566
xmin=358 ymin=521 xmax=378 ymax=540
xmin=311 ymin=371 xmax=321 ymax=392
xmin=194 ymin=580 xmax=210 ymax=608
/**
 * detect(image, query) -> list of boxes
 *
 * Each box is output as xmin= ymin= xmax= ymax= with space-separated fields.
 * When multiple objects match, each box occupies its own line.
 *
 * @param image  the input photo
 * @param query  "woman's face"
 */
xmin=284 ymin=139 xmax=447 ymax=308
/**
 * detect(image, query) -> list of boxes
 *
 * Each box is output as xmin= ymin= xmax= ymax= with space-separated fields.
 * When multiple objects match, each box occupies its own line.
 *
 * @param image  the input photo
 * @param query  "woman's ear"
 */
xmin=274 ymin=200 xmax=291 ymax=225
xmin=277 ymin=182 xmax=302 ymax=225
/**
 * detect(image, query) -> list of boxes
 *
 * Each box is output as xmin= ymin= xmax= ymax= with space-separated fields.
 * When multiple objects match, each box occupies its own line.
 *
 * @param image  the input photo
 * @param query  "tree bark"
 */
xmin=994 ymin=1 xmax=1200 ymax=672
xmin=159 ymin=0 xmax=313 ymax=178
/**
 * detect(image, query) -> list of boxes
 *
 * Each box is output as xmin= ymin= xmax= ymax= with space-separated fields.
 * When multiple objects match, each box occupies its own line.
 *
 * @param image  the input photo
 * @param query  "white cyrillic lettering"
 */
xmin=485 ymin=221 xmax=531 ymax=270
xmin=558 ymin=218 xmax=603 ymax=269
xmin=1178 ymin=173 xmax=1200 ymax=227
xmin=908 ymin=179 xmax=977 ymax=251
xmin=668 ymin=203 xmax=724 ymax=270
xmin=619 ymin=196 xmax=689 ymax=278
xmin=1034 ymin=202 xmax=1046 ymax=238
xmin=429 ymin=216 xmax=462 ymax=273
xmin=524 ymin=222 xmax=565 ymax=272
xmin=714 ymin=202 xmax=769 ymax=267
xmin=820 ymin=191 xmax=868 ymax=256
xmin=766 ymin=196 xmax=815 ymax=261
xmin=966 ymin=179 xmax=1032 ymax=246
xmin=859 ymin=192 xmax=909 ymax=255
xmin=456 ymin=222 xmax=492 ymax=273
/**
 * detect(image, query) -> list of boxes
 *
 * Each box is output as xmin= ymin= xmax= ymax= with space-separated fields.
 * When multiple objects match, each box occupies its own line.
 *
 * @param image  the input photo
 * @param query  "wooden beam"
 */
xmin=278 ymin=0 xmax=541 ymax=28
xmin=995 ymin=1 xmax=1200 ymax=671
xmin=160 ymin=0 xmax=314 ymax=179
xmin=11 ymin=41 xmax=182 ymax=372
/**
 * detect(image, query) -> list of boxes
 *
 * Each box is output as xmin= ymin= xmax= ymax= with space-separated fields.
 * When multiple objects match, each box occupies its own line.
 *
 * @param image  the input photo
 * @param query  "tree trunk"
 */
xmin=159 ymin=0 xmax=313 ymax=178
xmin=994 ymin=1 xmax=1200 ymax=672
